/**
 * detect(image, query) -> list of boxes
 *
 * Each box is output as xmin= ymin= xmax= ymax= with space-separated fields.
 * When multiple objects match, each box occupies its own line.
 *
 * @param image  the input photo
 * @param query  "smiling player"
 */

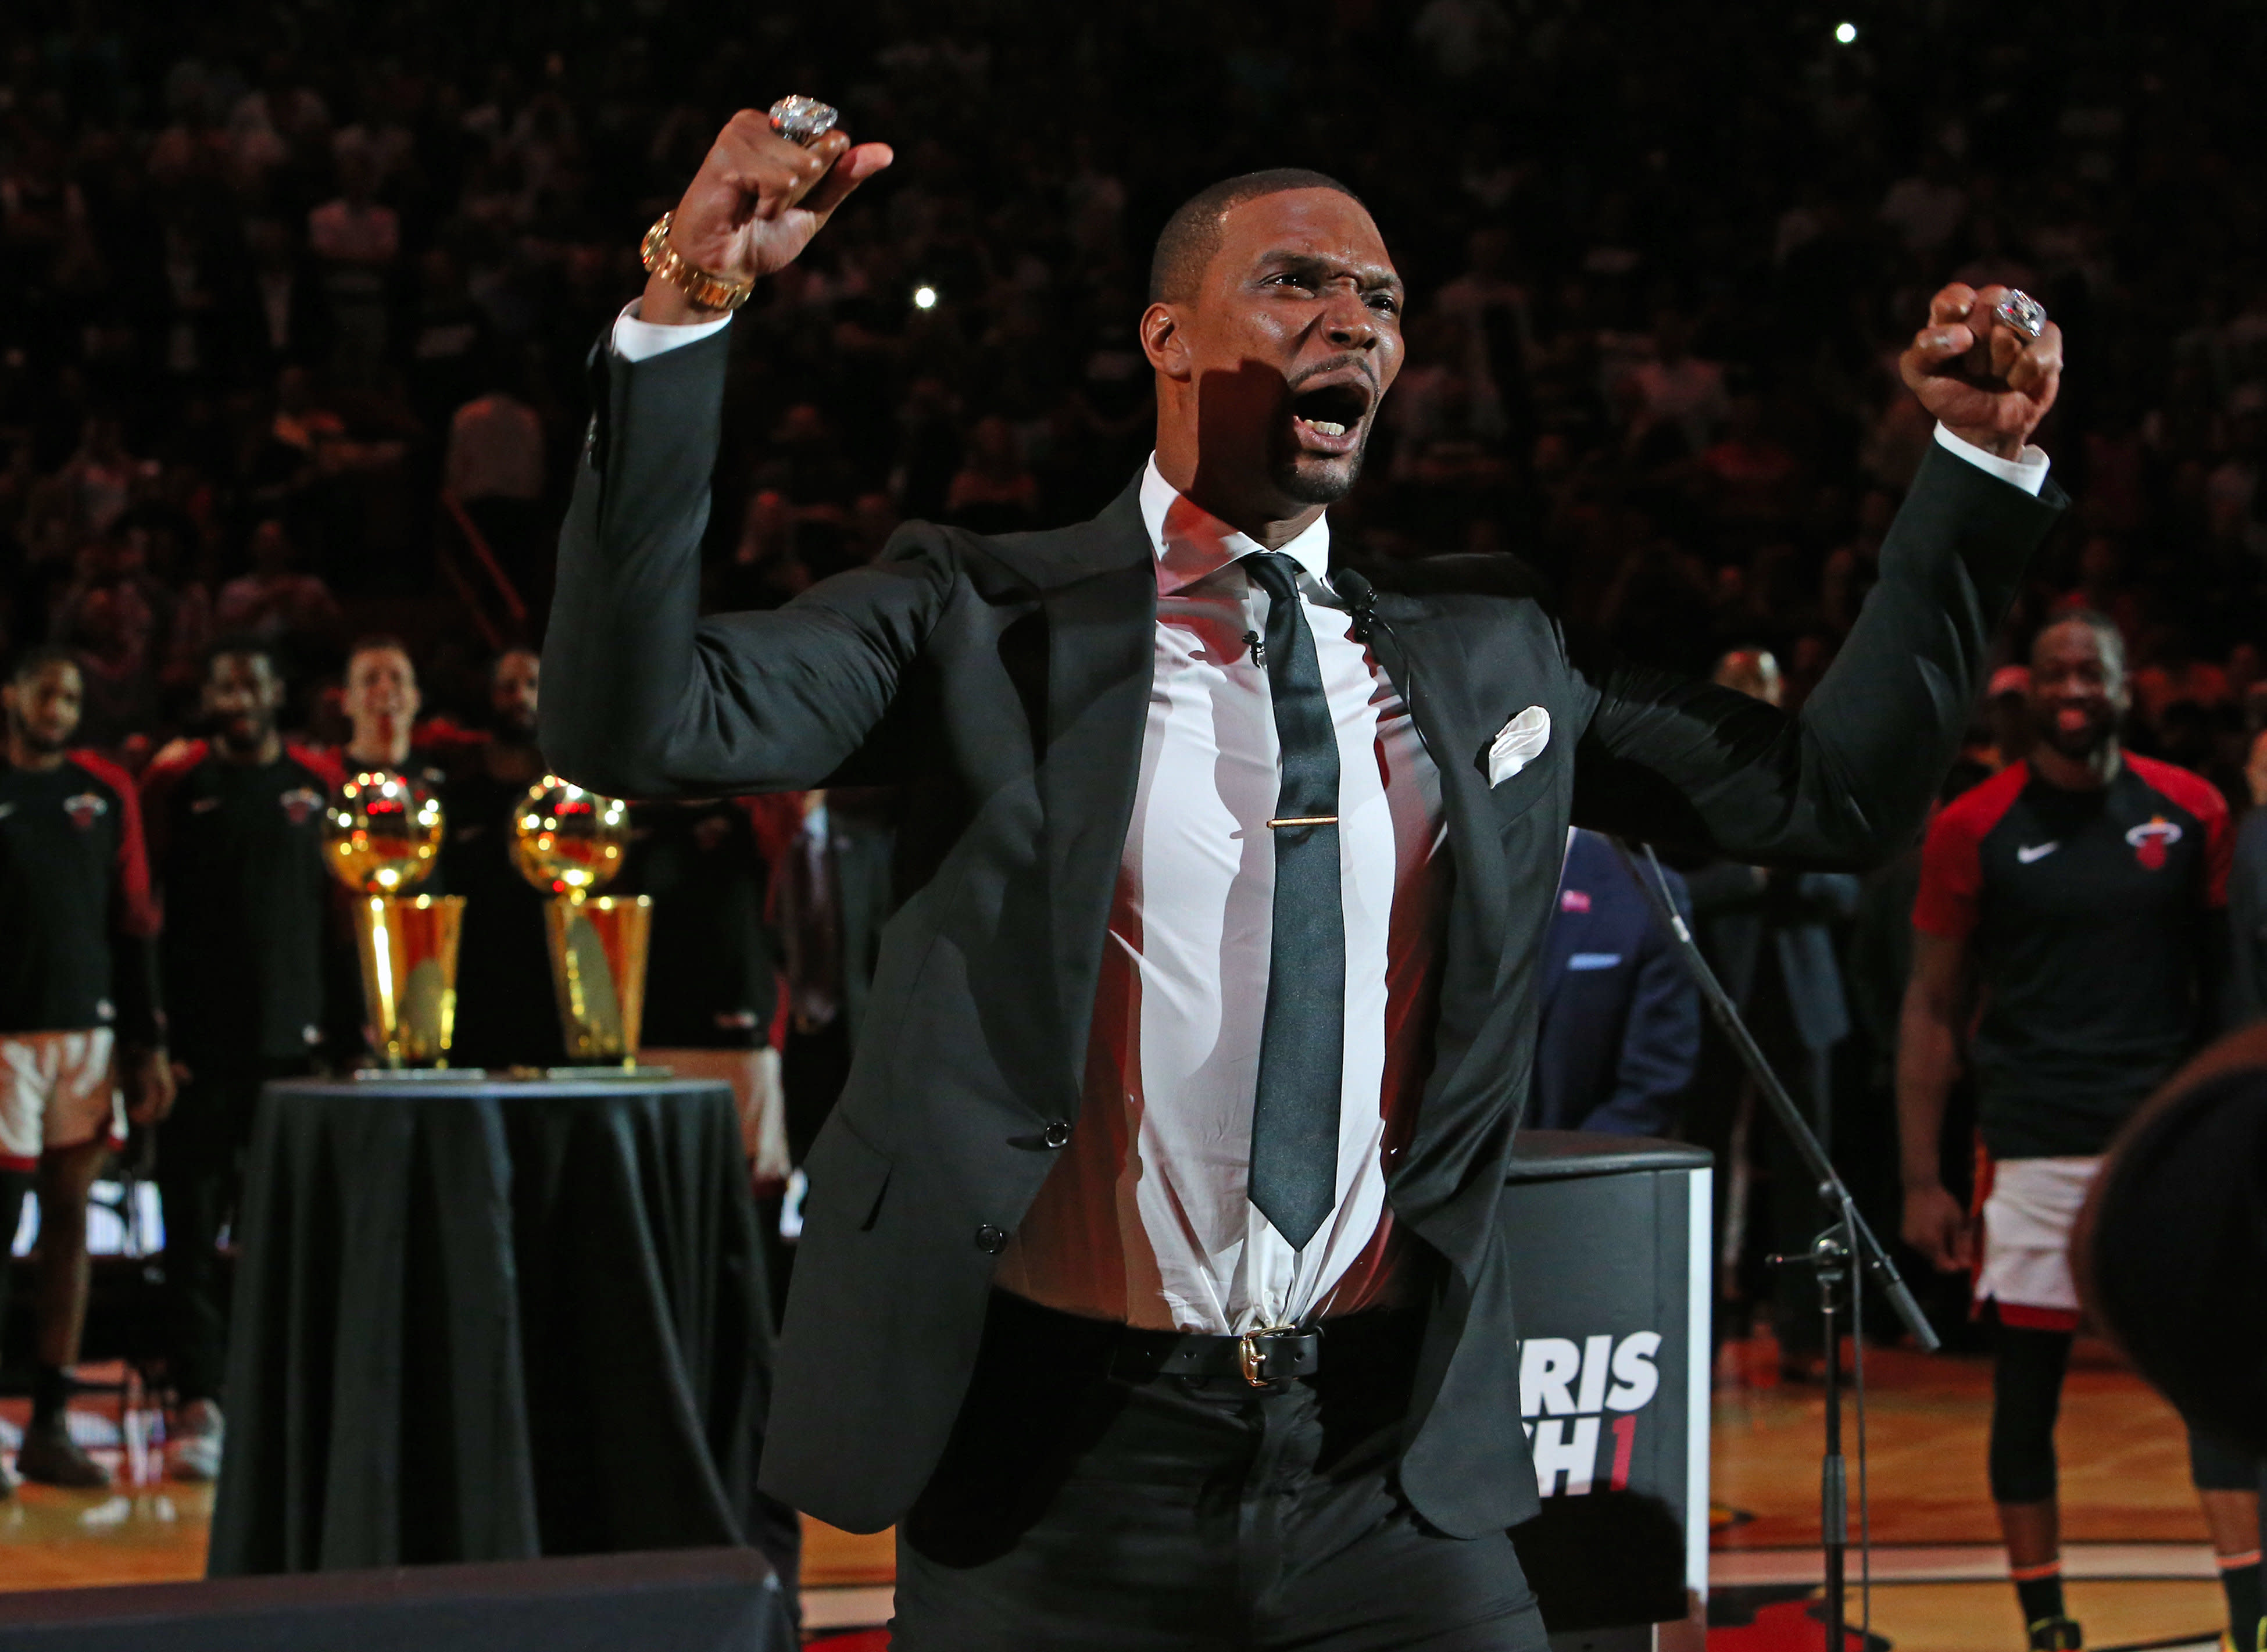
xmin=1900 ymin=610 xmax=2251 ymax=1652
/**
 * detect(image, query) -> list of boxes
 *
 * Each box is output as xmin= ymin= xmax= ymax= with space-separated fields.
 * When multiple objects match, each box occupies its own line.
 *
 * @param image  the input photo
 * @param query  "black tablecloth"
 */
xmin=208 ymin=1077 xmax=795 ymax=1604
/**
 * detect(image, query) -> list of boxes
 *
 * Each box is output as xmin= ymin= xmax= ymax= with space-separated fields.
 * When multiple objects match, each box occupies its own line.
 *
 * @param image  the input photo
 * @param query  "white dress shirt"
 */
xmin=607 ymin=307 xmax=2051 ymax=1340
xmin=992 ymin=460 xmax=1449 ymax=1335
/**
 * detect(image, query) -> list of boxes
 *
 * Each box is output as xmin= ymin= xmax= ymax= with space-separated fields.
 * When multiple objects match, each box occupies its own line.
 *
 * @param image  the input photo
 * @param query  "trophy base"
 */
xmin=351 ymin=1065 xmax=491 ymax=1082
xmin=540 ymin=1063 xmax=677 ymax=1082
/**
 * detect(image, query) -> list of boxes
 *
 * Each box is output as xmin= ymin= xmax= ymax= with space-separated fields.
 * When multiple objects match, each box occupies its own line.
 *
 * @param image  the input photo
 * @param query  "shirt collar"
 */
xmin=1138 ymin=453 xmax=1331 ymax=598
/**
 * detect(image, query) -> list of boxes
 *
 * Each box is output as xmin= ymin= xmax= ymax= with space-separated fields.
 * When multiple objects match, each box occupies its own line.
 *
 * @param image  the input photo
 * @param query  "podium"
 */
xmin=1502 ymin=1131 xmax=1712 ymax=1651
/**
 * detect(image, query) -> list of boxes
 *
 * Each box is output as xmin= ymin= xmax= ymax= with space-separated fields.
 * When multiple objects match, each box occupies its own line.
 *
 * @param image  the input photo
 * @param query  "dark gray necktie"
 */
xmin=1241 ymin=552 xmax=1343 ymax=1251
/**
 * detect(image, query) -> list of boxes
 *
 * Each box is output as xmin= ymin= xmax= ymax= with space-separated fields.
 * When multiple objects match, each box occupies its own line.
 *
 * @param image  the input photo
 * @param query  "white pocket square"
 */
xmin=1487 ymin=705 xmax=1551 ymax=786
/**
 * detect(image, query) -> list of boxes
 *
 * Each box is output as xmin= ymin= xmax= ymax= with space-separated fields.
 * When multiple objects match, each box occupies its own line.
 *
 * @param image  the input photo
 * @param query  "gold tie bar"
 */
xmin=1266 ymin=816 xmax=1338 ymax=828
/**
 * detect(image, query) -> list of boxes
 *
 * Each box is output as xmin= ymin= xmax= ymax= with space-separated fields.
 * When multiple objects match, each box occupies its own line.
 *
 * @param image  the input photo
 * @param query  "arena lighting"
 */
xmin=1834 ymin=20 xmax=1858 ymax=43
xmin=913 ymin=284 xmax=939 ymax=310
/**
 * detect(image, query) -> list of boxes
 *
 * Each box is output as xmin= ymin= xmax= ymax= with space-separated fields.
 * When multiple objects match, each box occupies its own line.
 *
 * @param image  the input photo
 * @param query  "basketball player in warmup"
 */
xmin=1900 ymin=611 xmax=2258 ymax=1652
xmin=0 ymin=646 xmax=171 ymax=1493
xmin=140 ymin=639 xmax=343 ymax=1483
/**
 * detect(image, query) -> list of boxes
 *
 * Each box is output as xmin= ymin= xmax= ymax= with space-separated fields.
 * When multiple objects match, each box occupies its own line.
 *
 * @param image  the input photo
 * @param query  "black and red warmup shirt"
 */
xmin=1913 ymin=754 xmax=2230 ymax=1158
xmin=0 ymin=751 xmax=161 ymax=1040
xmin=142 ymin=742 xmax=342 ymax=1067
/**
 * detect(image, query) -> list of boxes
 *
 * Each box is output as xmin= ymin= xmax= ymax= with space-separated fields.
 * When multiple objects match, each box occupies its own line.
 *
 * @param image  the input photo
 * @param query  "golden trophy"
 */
xmin=511 ymin=777 xmax=653 ymax=1067
xmin=324 ymin=770 xmax=466 ymax=1068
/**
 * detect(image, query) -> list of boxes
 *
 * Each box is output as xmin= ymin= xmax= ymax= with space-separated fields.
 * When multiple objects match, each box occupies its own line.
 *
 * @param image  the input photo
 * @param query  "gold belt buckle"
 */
xmin=1238 ymin=1324 xmax=1297 ymax=1388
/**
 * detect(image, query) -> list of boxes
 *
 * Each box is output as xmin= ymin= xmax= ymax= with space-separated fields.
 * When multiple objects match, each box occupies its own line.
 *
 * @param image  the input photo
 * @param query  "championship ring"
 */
xmin=1993 ymin=289 xmax=2047 ymax=341
xmin=768 ymin=95 xmax=839 ymax=148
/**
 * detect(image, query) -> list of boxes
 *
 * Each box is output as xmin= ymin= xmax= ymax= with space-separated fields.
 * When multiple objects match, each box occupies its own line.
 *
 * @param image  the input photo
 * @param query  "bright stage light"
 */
xmin=913 ymin=285 xmax=939 ymax=310
xmin=1834 ymin=20 xmax=1858 ymax=43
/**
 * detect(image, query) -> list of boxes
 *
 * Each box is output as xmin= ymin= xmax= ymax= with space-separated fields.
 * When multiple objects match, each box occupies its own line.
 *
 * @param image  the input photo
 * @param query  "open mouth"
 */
xmin=1289 ymin=378 xmax=1374 ymax=452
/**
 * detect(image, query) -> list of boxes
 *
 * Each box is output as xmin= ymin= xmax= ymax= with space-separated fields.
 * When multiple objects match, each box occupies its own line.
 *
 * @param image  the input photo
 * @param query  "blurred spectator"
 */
xmin=442 ymin=647 xmax=561 ymax=1071
xmin=239 ymin=217 xmax=327 ymax=375
xmin=443 ymin=372 xmax=547 ymax=592
xmin=55 ymin=416 xmax=142 ymax=541
xmin=1532 ymin=829 xmax=1700 ymax=1135
xmin=944 ymin=414 xmax=1040 ymax=534
xmin=1687 ymin=647 xmax=1861 ymax=1370
xmin=1711 ymin=646 xmax=1782 ymax=706
xmin=2133 ymin=625 xmax=2233 ymax=723
xmin=2050 ymin=536 xmax=2144 ymax=650
xmin=1878 ymin=149 xmax=1968 ymax=258
xmin=214 ymin=519 xmax=341 ymax=653
xmin=1410 ymin=0 xmax=1514 ymax=83
xmin=1624 ymin=310 xmax=1730 ymax=456
xmin=306 ymin=146 xmax=398 ymax=377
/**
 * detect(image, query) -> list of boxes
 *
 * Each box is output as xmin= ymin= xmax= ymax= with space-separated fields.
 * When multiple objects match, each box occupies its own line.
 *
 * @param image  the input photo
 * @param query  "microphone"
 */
xmin=1331 ymin=568 xmax=1380 ymax=642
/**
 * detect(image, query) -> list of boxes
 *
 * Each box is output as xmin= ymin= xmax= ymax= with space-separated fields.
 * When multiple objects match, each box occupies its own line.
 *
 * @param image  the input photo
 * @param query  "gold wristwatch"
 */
xmin=639 ymin=212 xmax=755 ymax=313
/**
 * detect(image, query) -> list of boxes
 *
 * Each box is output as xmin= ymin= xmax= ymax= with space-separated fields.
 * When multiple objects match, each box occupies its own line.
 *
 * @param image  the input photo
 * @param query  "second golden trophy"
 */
xmin=512 ymin=777 xmax=652 ymax=1065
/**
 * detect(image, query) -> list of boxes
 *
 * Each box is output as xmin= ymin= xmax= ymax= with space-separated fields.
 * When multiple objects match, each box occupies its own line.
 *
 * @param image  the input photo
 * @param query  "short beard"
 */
xmin=12 ymin=723 xmax=67 ymax=756
xmin=1275 ymin=444 xmax=1366 ymax=507
xmin=217 ymin=719 xmax=274 ymax=756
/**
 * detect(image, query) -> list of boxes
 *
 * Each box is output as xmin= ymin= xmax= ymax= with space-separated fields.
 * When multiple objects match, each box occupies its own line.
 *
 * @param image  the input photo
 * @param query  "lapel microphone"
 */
xmin=1329 ymin=568 xmax=1384 ymax=643
xmin=1329 ymin=565 xmax=1435 ymax=763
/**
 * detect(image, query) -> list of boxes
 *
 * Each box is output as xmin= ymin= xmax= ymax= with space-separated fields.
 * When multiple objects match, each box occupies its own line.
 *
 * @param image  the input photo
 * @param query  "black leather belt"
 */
xmin=1111 ymin=1324 xmax=1323 ymax=1387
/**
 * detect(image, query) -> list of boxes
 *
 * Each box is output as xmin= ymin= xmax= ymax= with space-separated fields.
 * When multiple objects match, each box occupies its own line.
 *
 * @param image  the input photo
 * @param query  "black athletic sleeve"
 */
xmin=85 ymin=755 xmax=163 ymax=1047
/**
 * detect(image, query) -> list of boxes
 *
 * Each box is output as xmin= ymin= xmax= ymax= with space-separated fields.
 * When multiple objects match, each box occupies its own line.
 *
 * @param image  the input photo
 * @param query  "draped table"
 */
xmin=207 ymin=1074 xmax=796 ymax=1626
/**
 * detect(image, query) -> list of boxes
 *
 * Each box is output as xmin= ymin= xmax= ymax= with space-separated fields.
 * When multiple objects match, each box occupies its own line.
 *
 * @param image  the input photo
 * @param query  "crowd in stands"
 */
xmin=0 ymin=0 xmax=2258 ymax=779
xmin=3 ymin=0 xmax=2267 ymax=1417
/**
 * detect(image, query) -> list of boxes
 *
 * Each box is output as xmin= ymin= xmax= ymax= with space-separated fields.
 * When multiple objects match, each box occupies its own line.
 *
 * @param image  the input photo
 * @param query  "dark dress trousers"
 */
xmin=1531 ymin=829 xmax=1700 ymax=1135
xmin=539 ymin=329 xmax=2064 ymax=1540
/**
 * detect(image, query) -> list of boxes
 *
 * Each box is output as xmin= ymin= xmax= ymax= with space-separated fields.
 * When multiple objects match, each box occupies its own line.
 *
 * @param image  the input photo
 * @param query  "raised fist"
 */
xmin=1898 ymin=282 xmax=2063 ymax=462
xmin=643 ymin=109 xmax=893 ymax=325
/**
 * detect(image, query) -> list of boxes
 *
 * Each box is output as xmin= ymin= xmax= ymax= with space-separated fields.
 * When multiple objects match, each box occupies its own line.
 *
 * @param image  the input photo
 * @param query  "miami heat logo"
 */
xmin=279 ymin=787 xmax=324 ymax=827
xmin=63 ymin=792 xmax=108 ymax=831
xmin=2126 ymin=816 xmax=2183 ymax=871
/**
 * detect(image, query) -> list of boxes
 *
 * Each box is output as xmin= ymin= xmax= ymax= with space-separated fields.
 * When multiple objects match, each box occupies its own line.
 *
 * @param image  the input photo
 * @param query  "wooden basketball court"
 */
xmin=1 ymin=1338 xmax=2237 ymax=1648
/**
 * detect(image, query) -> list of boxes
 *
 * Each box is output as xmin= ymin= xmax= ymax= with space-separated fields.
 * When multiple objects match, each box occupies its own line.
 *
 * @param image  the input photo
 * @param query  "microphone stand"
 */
xmin=1610 ymin=838 xmax=1937 ymax=1649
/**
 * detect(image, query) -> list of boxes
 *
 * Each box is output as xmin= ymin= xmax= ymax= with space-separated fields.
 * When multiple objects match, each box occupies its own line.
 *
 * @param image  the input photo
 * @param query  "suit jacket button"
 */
xmin=1043 ymin=1120 xmax=1071 ymax=1149
xmin=975 ymin=1224 xmax=1007 ymax=1254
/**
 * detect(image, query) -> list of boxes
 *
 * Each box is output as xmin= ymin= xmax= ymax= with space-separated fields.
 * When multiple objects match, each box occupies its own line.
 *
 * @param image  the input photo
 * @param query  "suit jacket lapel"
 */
xmin=1364 ymin=593 xmax=1512 ymax=1038
xmin=1365 ymin=592 xmax=1563 ymax=1235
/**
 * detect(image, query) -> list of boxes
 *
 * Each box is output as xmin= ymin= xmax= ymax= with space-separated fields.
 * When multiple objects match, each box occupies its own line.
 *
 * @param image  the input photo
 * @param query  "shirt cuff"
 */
xmin=1933 ymin=421 xmax=2049 ymax=496
xmin=610 ymin=298 xmax=732 ymax=363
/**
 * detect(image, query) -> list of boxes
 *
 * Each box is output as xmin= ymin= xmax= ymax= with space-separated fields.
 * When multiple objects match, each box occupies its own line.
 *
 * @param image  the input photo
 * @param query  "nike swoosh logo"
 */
xmin=2016 ymin=842 xmax=2058 ymax=864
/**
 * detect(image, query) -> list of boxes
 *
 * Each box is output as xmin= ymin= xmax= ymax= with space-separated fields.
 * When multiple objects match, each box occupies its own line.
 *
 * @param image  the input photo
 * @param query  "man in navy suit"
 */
xmin=1532 ymin=829 xmax=1700 ymax=1136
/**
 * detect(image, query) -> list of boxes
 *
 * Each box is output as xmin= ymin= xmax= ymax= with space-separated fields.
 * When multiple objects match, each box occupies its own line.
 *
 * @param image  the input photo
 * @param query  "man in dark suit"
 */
xmin=1530 ymin=829 xmax=1699 ymax=1135
xmin=541 ymin=109 xmax=2066 ymax=1651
